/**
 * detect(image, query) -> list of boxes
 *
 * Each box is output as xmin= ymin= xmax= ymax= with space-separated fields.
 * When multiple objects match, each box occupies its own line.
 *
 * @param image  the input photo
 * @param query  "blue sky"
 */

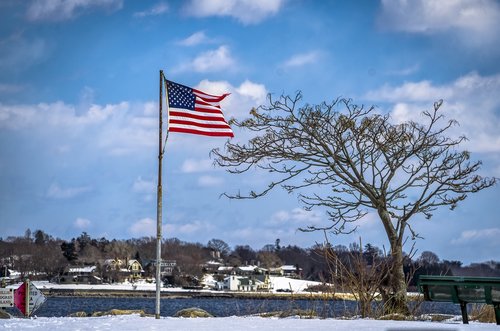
xmin=1 ymin=0 xmax=499 ymax=264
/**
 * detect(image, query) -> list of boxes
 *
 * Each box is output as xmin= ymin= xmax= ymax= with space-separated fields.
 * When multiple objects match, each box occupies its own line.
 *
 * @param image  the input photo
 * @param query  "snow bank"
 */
xmin=269 ymin=276 xmax=321 ymax=292
xmin=0 ymin=314 xmax=493 ymax=331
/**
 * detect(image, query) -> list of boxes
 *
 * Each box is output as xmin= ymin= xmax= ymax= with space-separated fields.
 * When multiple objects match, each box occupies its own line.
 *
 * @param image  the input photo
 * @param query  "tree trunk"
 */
xmin=377 ymin=208 xmax=410 ymax=315
xmin=385 ymin=241 xmax=410 ymax=315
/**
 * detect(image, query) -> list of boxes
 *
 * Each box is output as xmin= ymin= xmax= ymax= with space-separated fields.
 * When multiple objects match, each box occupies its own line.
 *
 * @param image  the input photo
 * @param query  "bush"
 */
xmin=470 ymin=304 xmax=496 ymax=323
xmin=305 ymin=284 xmax=334 ymax=292
xmin=174 ymin=307 xmax=213 ymax=318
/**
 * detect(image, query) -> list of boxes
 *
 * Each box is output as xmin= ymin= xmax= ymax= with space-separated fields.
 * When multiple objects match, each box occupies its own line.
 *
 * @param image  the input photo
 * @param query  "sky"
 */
xmin=0 ymin=0 xmax=499 ymax=265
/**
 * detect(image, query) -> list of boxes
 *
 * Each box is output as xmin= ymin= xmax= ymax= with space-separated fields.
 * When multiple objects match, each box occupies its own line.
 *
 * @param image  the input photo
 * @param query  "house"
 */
xmin=270 ymin=265 xmax=302 ymax=278
xmin=0 ymin=267 xmax=21 ymax=285
xmin=216 ymin=266 xmax=234 ymax=275
xmin=59 ymin=265 xmax=101 ymax=284
xmin=218 ymin=274 xmax=271 ymax=292
xmin=142 ymin=259 xmax=177 ymax=285
xmin=281 ymin=265 xmax=302 ymax=278
xmin=127 ymin=259 xmax=144 ymax=280
xmin=103 ymin=258 xmax=144 ymax=282
xmin=237 ymin=265 xmax=267 ymax=276
xmin=203 ymin=260 xmax=223 ymax=273
xmin=103 ymin=258 xmax=124 ymax=271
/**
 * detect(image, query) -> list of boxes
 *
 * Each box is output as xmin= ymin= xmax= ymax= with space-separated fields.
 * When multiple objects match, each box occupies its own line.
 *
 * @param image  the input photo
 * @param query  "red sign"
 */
xmin=14 ymin=282 xmax=26 ymax=315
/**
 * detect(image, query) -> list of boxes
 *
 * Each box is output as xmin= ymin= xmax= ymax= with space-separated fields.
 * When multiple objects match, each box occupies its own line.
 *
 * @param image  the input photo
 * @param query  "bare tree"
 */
xmin=207 ymin=238 xmax=231 ymax=258
xmin=320 ymin=237 xmax=391 ymax=317
xmin=211 ymin=93 xmax=496 ymax=314
xmin=417 ymin=251 xmax=440 ymax=267
xmin=257 ymin=251 xmax=282 ymax=268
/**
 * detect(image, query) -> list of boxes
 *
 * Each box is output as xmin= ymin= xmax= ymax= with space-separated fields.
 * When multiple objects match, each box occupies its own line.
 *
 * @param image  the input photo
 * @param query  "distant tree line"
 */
xmin=0 ymin=229 xmax=499 ymax=287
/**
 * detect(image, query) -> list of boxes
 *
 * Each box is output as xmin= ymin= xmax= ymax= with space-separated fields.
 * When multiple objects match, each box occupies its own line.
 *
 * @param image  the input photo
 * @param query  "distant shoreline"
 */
xmin=40 ymin=287 xmax=346 ymax=300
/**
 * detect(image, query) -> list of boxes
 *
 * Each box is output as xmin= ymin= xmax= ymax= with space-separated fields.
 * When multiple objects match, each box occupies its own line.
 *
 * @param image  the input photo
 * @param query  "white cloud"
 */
xmin=451 ymin=228 xmax=500 ymax=245
xmin=181 ymin=159 xmax=214 ymax=173
xmin=165 ymin=220 xmax=214 ymax=235
xmin=282 ymin=51 xmax=321 ymax=68
xmin=143 ymin=101 xmax=157 ymax=116
xmin=0 ymin=80 xmax=267 ymax=158
xmin=271 ymin=208 xmax=322 ymax=226
xmin=47 ymin=183 xmax=92 ymax=199
xmin=26 ymin=0 xmax=123 ymax=22
xmin=198 ymin=175 xmax=224 ymax=187
xmin=195 ymin=79 xmax=267 ymax=119
xmin=365 ymin=72 xmax=500 ymax=154
xmin=177 ymin=31 xmax=211 ymax=46
xmin=355 ymin=212 xmax=381 ymax=232
xmin=132 ymin=176 xmax=154 ymax=194
xmin=236 ymin=80 xmax=268 ymax=104
xmin=129 ymin=218 xmax=156 ymax=237
xmin=179 ymin=220 xmax=212 ymax=234
xmin=74 ymin=217 xmax=91 ymax=229
xmin=0 ymin=100 xmax=157 ymax=156
xmin=0 ymin=101 xmax=125 ymax=130
xmin=183 ymin=0 xmax=285 ymax=25
xmin=225 ymin=223 xmax=317 ymax=248
xmin=177 ymin=46 xmax=236 ymax=73
xmin=227 ymin=227 xmax=256 ymax=241
xmin=379 ymin=0 xmax=500 ymax=47
xmin=365 ymin=80 xmax=452 ymax=103
xmin=132 ymin=176 xmax=155 ymax=202
xmin=133 ymin=2 xmax=168 ymax=17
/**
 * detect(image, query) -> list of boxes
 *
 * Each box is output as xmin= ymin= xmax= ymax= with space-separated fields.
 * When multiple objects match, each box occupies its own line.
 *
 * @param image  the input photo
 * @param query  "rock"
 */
xmin=91 ymin=309 xmax=147 ymax=317
xmin=418 ymin=313 xmax=455 ymax=322
xmin=174 ymin=307 xmax=213 ymax=318
xmin=260 ymin=309 xmax=317 ymax=318
xmin=0 ymin=309 xmax=11 ymax=319
xmin=378 ymin=313 xmax=412 ymax=321
xmin=68 ymin=311 xmax=89 ymax=317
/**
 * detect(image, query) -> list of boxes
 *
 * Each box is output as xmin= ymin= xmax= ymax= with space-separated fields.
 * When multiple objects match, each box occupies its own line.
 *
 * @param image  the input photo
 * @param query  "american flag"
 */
xmin=166 ymin=79 xmax=234 ymax=137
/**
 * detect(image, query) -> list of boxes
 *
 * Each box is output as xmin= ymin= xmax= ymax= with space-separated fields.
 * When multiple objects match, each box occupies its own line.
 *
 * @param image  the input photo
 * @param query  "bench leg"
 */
xmin=460 ymin=302 xmax=468 ymax=324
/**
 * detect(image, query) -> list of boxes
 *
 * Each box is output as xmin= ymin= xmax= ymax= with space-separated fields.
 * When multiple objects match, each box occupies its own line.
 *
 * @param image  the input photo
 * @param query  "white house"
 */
xmin=237 ymin=265 xmax=267 ymax=275
xmin=59 ymin=265 xmax=101 ymax=284
xmin=270 ymin=265 xmax=302 ymax=278
xmin=218 ymin=275 xmax=270 ymax=292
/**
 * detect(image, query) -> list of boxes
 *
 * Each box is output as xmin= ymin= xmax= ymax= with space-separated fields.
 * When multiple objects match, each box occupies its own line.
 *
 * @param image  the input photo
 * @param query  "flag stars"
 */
xmin=167 ymin=81 xmax=196 ymax=110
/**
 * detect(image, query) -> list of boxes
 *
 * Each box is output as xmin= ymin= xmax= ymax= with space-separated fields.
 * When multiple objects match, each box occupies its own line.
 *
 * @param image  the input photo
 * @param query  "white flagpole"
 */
xmin=155 ymin=70 xmax=164 ymax=319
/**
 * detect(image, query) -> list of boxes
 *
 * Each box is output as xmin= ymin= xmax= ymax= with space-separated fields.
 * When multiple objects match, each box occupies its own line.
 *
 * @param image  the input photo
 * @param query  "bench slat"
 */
xmin=418 ymin=275 xmax=500 ymax=325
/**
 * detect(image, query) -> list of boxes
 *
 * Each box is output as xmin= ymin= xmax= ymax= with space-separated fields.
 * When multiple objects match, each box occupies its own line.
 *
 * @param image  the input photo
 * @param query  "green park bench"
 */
xmin=418 ymin=275 xmax=500 ymax=325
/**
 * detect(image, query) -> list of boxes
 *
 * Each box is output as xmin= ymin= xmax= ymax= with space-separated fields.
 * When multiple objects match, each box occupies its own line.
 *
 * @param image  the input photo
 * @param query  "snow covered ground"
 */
xmin=0 ymin=314 xmax=494 ymax=331
xmin=4 ymin=279 xmax=491 ymax=330
xmin=3 ymin=279 xmax=496 ymax=330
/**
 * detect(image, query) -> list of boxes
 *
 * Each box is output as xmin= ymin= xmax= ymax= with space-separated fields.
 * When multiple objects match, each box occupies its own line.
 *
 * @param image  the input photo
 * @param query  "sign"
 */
xmin=28 ymin=283 xmax=46 ymax=313
xmin=156 ymin=260 xmax=176 ymax=267
xmin=14 ymin=282 xmax=26 ymax=315
xmin=0 ymin=288 xmax=14 ymax=307
xmin=156 ymin=260 xmax=176 ymax=276
xmin=13 ymin=281 xmax=46 ymax=317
